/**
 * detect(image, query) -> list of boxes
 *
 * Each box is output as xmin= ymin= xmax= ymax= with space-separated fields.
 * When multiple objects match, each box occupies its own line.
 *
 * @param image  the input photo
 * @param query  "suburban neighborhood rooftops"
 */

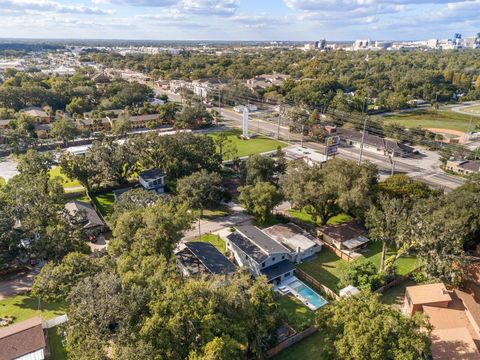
xmin=235 ymin=224 xmax=291 ymax=255
xmin=0 ymin=317 xmax=46 ymax=360
xmin=453 ymin=160 xmax=480 ymax=172
xmin=139 ymin=168 xmax=166 ymax=183
xmin=263 ymin=223 xmax=319 ymax=252
xmin=406 ymin=283 xmax=451 ymax=305
xmin=455 ymin=289 xmax=480 ymax=330
xmin=65 ymin=200 xmax=105 ymax=229
xmin=21 ymin=107 xmax=49 ymax=118
xmin=226 ymin=231 xmax=268 ymax=263
xmin=260 ymin=259 xmax=295 ymax=281
xmin=319 ymin=220 xmax=367 ymax=243
xmin=431 ymin=328 xmax=480 ymax=360
xmin=183 ymin=242 xmax=236 ymax=275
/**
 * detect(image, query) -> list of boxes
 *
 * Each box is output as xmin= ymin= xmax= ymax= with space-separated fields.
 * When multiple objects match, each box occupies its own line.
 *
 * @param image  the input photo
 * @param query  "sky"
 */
xmin=0 ymin=0 xmax=479 ymax=41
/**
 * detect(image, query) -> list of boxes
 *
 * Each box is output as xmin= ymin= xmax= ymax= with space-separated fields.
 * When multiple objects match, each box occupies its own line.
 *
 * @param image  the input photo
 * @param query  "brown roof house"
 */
xmin=317 ymin=220 xmax=370 ymax=254
xmin=65 ymin=200 xmax=105 ymax=235
xmin=0 ymin=317 xmax=47 ymax=360
xmin=403 ymin=283 xmax=480 ymax=359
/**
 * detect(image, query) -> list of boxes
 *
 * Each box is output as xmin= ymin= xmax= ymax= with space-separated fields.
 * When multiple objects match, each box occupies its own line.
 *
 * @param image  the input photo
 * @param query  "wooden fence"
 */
xmin=295 ymin=268 xmax=340 ymax=300
xmin=320 ymin=241 xmax=355 ymax=262
xmin=266 ymin=326 xmax=317 ymax=358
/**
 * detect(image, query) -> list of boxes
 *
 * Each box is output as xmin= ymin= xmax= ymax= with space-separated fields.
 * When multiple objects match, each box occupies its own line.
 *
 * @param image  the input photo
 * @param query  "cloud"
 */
xmin=181 ymin=0 xmax=239 ymax=16
xmin=93 ymin=0 xmax=176 ymax=6
xmin=0 ymin=0 xmax=113 ymax=14
xmin=230 ymin=14 xmax=290 ymax=29
xmin=284 ymin=0 xmax=469 ymax=11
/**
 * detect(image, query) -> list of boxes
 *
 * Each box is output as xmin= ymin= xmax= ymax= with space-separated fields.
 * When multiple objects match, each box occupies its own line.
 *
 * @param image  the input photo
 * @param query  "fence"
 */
xmin=320 ymin=241 xmax=355 ymax=262
xmin=266 ymin=326 xmax=317 ymax=358
xmin=295 ymin=268 xmax=340 ymax=301
xmin=43 ymin=314 xmax=68 ymax=329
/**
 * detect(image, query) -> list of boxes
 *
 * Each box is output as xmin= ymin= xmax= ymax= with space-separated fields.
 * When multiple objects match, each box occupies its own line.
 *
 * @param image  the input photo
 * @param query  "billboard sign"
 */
xmin=325 ymin=135 xmax=340 ymax=147
xmin=325 ymin=145 xmax=338 ymax=156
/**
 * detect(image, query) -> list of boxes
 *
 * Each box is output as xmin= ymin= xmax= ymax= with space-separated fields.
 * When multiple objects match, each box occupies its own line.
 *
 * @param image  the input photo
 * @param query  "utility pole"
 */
xmin=277 ymin=104 xmax=282 ymax=140
xmin=358 ymin=115 xmax=368 ymax=164
xmin=389 ymin=151 xmax=395 ymax=175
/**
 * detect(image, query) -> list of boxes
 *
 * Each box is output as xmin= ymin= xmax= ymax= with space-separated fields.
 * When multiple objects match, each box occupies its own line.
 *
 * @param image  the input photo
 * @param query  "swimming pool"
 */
xmin=287 ymin=278 xmax=328 ymax=310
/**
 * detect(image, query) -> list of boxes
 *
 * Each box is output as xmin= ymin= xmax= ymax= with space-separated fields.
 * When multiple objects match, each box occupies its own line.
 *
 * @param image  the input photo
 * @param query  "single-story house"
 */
xmin=138 ymin=168 xmax=166 ymax=193
xmin=21 ymin=107 xmax=51 ymax=123
xmin=446 ymin=160 xmax=480 ymax=175
xmin=0 ymin=317 xmax=47 ymax=360
xmin=403 ymin=283 xmax=480 ymax=359
xmin=225 ymin=224 xmax=295 ymax=284
xmin=318 ymin=220 xmax=370 ymax=252
xmin=337 ymin=127 xmax=415 ymax=158
xmin=65 ymin=200 xmax=105 ymax=235
xmin=176 ymin=241 xmax=236 ymax=277
xmin=262 ymin=223 xmax=322 ymax=262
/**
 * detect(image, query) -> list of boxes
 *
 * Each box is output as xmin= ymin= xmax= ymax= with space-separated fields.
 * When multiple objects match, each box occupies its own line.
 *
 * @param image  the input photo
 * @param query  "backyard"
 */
xmin=90 ymin=192 xmax=115 ymax=217
xmin=49 ymin=166 xmax=83 ymax=191
xmin=382 ymin=109 xmax=479 ymax=132
xmin=288 ymin=209 xmax=352 ymax=226
xmin=273 ymin=331 xmax=326 ymax=360
xmin=208 ymin=129 xmax=287 ymax=160
xmin=48 ymin=327 xmax=67 ymax=360
xmin=278 ymin=294 xmax=317 ymax=331
xmin=0 ymin=294 xmax=67 ymax=324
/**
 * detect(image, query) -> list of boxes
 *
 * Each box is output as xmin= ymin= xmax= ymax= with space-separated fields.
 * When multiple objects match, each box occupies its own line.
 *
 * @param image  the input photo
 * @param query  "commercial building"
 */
xmin=445 ymin=160 xmax=480 ymax=175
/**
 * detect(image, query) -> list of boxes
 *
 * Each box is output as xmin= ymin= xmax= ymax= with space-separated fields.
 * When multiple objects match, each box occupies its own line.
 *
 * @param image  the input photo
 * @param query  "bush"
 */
xmin=339 ymin=260 xmax=389 ymax=291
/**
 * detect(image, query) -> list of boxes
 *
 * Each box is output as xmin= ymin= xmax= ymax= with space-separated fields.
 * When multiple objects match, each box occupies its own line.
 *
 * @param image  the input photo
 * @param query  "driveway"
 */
xmin=0 ymin=266 xmax=41 ymax=300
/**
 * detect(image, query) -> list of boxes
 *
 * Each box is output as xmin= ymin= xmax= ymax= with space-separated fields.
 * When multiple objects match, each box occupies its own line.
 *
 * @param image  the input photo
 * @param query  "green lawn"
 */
xmin=91 ymin=192 xmax=115 ymax=217
xmin=361 ymin=242 xmax=422 ymax=276
xmin=0 ymin=294 xmax=67 ymax=324
xmin=208 ymin=129 xmax=287 ymax=160
xmin=288 ymin=209 xmax=352 ymax=227
xmin=380 ymin=279 xmax=417 ymax=309
xmin=278 ymin=295 xmax=316 ymax=331
xmin=383 ymin=110 xmax=479 ymax=132
xmin=462 ymin=104 xmax=480 ymax=115
xmin=273 ymin=331 xmax=326 ymax=360
xmin=49 ymin=166 xmax=83 ymax=189
xmin=298 ymin=250 xmax=346 ymax=293
xmin=48 ymin=327 xmax=67 ymax=360
xmin=191 ymin=234 xmax=227 ymax=254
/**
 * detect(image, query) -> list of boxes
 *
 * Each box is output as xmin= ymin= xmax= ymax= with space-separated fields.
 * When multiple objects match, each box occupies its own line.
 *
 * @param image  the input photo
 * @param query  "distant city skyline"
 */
xmin=0 ymin=0 xmax=479 ymax=41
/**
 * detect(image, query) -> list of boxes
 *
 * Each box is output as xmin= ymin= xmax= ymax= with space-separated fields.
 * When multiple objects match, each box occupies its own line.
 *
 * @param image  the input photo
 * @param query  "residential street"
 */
xmin=0 ymin=266 xmax=41 ymax=300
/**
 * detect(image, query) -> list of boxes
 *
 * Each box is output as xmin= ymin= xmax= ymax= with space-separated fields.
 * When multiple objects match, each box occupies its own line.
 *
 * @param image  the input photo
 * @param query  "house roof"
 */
xmin=260 ymin=259 xmax=295 ymax=281
xmin=319 ymin=220 xmax=367 ymax=243
xmin=21 ymin=107 xmax=49 ymax=118
xmin=226 ymin=232 xmax=268 ymax=263
xmin=263 ymin=223 xmax=319 ymax=252
xmin=235 ymin=225 xmax=291 ymax=255
xmin=183 ymin=242 xmax=236 ymax=275
xmin=139 ymin=168 xmax=166 ymax=183
xmin=455 ymin=289 xmax=480 ymax=330
xmin=406 ymin=283 xmax=451 ymax=305
xmin=0 ymin=119 xmax=11 ymax=127
xmin=337 ymin=128 xmax=414 ymax=154
xmin=431 ymin=328 xmax=480 ymax=360
xmin=0 ymin=317 xmax=46 ymax=360
xmin=456 ymin=160 xmax=480 ymax=172
xmin=65 ymin=200 xmax=104 ymax=229
xmin=176 ymin=248 xmax=210 ymax=276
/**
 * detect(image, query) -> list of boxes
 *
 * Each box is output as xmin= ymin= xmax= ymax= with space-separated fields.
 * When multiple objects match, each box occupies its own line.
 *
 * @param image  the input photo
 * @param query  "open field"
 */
xmin=0 ymin=294 xmax=67 ymax=324
xmin=383 ymin=110 xmax=479 ymax=132
xmin=49 ymin=166 xmax=83 ymax=190
xmin=208 ymin=129 xmax=287 ymax=160
xmin=191 ymin=234 xmax=227 ymax=254
xmin=288 ymin=209 xmax=352 ymax=226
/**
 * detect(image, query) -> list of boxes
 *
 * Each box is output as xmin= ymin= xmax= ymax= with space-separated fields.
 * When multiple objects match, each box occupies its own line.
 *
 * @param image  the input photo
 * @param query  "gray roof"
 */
xmin=260 ymin=260 xmax=295 ymax=281
xmin=227 ymin=232 xmax=268 ymax=263
xmin=65 ymin=200 xmax=104 ymax=229
xmin=337 ymin=128 xmax=414 ymax=154
xmin=236 ymin=225 xmax=291 ymax=254
xmin=184 ymin=242 xmax=236 ymax=275
xmin=139 ymin=168 xmax=166 ymax=183
xmin=457 ymin=160 xmax=480 ymax=172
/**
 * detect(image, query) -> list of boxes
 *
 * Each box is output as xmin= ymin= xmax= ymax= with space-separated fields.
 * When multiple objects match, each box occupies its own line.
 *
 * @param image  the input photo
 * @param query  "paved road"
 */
xmin=0 ymin=266 xmax=41 ymax=300
xmin=219 ymin=107 xmax=465 ymax=191
xmin=445 ymin=101 xmax=480 ymax=117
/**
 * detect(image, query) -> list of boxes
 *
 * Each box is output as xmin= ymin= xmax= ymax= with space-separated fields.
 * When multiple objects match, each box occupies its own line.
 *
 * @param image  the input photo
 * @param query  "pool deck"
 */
xmin=276 ymin=276 xmax=328 ymax=311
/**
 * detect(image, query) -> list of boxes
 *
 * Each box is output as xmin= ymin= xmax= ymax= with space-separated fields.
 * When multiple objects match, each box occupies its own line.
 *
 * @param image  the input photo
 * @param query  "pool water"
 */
xmin=289 ymin=280 xmax=328 ymax=309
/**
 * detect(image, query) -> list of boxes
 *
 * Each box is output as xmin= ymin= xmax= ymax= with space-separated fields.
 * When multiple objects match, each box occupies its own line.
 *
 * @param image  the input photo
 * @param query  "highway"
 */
xmin=217 ymin=107 xmax=465 ymax=191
